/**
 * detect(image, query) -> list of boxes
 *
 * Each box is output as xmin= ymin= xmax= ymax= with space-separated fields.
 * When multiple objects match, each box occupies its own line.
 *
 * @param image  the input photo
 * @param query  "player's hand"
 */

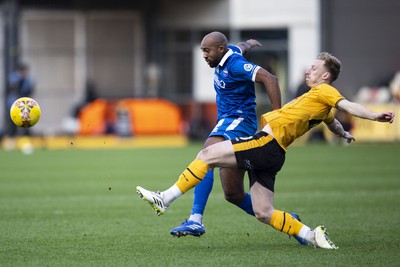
xmin=376 ymin=111 xmax=395 ymax=123
xmin=246 ymin=39 xmax=262 ymax=48
xmin=343 ymin=131 xmax=355 ymax=144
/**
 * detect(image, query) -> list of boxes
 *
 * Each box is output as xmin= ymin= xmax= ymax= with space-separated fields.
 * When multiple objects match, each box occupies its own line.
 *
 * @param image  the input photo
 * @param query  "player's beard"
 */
xmin=205 ymin=56 xmax=219 ymax=68
xmin=207 ymin=60 xmax=218 ymax=68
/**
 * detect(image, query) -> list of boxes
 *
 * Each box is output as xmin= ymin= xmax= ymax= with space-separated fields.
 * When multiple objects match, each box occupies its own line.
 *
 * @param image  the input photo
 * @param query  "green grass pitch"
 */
xmin=1 ymin=142 xmax=399 ymax=266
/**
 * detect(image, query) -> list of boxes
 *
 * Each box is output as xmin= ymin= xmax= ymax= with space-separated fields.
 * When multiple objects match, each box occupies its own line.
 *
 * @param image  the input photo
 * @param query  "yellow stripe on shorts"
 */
xmin=233 ymin=134 xmax=274 ymax=152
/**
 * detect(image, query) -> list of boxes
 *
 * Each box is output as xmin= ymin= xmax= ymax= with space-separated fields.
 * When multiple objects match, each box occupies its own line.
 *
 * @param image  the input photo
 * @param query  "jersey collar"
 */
xmin=218 ymin=48 xmax=234 ymax=67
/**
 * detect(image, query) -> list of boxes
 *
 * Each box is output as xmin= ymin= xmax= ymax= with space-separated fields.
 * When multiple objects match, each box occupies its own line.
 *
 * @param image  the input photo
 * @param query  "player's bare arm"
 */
xmin=337 ymin=99 xmax=395 ymax=123
xmin=255 ymin=68 xmax=282 ymax=110
xmin=326 ymin=118 xmax=355 ymax=143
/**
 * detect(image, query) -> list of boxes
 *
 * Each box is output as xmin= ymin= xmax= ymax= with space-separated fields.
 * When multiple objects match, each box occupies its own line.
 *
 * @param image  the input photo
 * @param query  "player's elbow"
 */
xmin=265 ymin=71 xmax=278 ymax=84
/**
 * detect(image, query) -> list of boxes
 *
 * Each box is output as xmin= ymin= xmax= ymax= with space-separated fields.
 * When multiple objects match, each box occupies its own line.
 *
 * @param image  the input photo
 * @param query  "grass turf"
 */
xmin=1 ymin=142 xmax=399 ymax=266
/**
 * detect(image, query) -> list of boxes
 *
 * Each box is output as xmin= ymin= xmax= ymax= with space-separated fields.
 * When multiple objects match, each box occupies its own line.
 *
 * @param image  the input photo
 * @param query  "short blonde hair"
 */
xmin=317 ymin=52 xmax=342 ymax=82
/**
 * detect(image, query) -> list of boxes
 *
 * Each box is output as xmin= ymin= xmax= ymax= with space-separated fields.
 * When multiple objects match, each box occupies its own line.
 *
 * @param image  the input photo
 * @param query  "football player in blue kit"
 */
xmin=168 ymin=31 xmax=308 ymax=241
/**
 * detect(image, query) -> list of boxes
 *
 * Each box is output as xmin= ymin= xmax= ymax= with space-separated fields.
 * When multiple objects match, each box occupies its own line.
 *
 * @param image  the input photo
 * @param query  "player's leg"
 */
xmin=171 ymin=114 xmax=257 ymax=235
xmin=233 ymin=133 xmax=312 ymax=245
xmin=169 ymin=140 xmax=237 ymax=198
xmin=250 ymin=182 xmax=337 ymax=248
xmin=249 ymin=180 xmax=310 ymax=245
xmin=169 ymin=117 xmax=255 ymax=234
xmin=136 ymin=157 xmax=209 ymax=216
xmin=250 ymin=181 xmax=312 ymax=238
xmin=169 ymin=169 xmax=213 ymax=237
xmin=237 ymin=135 xmax=336 ymax=248
xmin=170 ymin=136 xmax=224 ymax=237
xmin=219 ymin=167 xmax=254 ymax=215
xmin=137 ymin=140 xmax=236 ymax=214
xmin=217 ymin=117 xmax=258 ymax=215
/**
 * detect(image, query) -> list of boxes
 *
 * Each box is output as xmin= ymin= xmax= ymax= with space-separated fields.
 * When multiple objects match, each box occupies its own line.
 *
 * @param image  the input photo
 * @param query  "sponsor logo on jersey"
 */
xmin=214 ymin=74 xmax=226 ymax=88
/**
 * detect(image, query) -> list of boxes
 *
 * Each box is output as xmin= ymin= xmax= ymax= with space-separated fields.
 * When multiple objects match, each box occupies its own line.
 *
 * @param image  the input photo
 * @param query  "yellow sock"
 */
xmin=270 ymin=210 xmax=304 ymax=236
xmin=175 ymin=159 xmax=208 ymax=193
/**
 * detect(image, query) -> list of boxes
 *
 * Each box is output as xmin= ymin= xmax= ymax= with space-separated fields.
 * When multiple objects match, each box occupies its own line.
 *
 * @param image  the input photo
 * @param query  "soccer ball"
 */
xmin=10 ymin=97 xmax=41 ymax=127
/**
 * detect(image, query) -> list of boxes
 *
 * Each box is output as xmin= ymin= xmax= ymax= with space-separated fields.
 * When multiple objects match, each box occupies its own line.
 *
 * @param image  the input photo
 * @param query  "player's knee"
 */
xmin=255 ymin=212 xmax=272 ymax=224
xmin=197 ymin=148 xmax=213 ymax=166
xmin=254 ymin=208 xmax=274 ymax=224
xmin=196 ymin=149 xmax=206 ymax=161
xmin=224 ymin=191 xmax=244 ymax=205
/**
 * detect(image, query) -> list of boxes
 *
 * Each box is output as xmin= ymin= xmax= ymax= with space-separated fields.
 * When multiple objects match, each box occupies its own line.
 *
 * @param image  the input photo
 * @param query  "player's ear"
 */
xmin=322 ymin=71 xmax=331 ymax=82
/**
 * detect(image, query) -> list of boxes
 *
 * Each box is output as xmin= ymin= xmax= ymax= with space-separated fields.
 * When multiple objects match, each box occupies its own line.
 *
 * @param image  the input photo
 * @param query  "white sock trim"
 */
xmin=189 ymin=213 xmax=203 ymax=224
xmin=162 ymin=185 xmax=182 ymax=206
xmin=298 ymin=225 xmax=312 ymax=240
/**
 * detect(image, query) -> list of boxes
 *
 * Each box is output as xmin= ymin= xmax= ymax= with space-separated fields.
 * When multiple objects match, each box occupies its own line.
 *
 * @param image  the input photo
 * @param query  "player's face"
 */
xmin=305 ymin=59 xmax=330 ymax=87
xmin=200 ymin=43 xmax=223 ymax=68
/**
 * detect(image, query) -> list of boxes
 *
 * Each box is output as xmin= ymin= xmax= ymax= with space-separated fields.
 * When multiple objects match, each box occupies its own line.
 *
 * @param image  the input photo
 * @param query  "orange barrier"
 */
xmin=78 ymin=98 xmax=182 ymax=136
xmin=78 ymin=99 xmax=108 ymax=135
xmin=120 ymin=99 xmax=182 ymax=135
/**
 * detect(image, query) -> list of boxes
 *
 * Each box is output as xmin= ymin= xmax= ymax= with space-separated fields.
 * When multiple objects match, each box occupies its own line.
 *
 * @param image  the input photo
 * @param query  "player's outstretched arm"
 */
xmin=337 ymin=99 xmax=395 ymax=123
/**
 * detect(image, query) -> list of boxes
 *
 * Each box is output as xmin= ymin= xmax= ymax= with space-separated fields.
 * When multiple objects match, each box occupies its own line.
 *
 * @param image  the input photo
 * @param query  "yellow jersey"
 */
xmin=261 ymin=83 xmax=345 ymax=151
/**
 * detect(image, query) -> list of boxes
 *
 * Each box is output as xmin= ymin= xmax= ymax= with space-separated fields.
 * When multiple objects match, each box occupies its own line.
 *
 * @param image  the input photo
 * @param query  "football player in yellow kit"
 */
xmin=137 ymin=52 xmax=395 ymax=249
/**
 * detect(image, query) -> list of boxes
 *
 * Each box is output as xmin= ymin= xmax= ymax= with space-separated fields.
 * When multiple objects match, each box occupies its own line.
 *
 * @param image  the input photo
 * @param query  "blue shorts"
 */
xmin=209 ymin=116 xmax=257 ymax=140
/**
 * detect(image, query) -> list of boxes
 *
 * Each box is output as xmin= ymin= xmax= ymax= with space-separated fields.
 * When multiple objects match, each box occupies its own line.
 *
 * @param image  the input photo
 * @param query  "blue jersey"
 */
xmin=213 ymin=45 xmax=260 ymax=123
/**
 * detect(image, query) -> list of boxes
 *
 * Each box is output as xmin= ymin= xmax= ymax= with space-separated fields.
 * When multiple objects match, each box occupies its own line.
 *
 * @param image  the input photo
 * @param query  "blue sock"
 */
xmin=191 ymin=170 xmax=214 ymax=215
xmin=238 ymin=193 xmax=255 ymax=216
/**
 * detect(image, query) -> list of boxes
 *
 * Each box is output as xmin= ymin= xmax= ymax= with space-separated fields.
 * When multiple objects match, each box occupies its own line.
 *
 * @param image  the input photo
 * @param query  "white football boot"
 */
xmin=313 ymin=225 xmax=339 ymax=249
xmin=136 ymin=186 xmax=166 ymax=215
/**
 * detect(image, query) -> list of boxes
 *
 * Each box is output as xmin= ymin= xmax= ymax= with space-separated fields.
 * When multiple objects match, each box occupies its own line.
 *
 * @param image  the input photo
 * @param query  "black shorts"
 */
xmin=231 ymin=131 xmax=285 ymax=192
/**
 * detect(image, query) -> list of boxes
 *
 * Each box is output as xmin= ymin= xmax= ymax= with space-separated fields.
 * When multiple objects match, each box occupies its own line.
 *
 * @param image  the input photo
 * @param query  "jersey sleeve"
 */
xmin=318 ymin=84 xmax=345 ymax=107
xmin=230 ymin=57 xmax=259 ymax=82
xmin=228 ymin=45 xmax=242 ymax=55
xmin=323 ymin=110 xmax=335 ymax=124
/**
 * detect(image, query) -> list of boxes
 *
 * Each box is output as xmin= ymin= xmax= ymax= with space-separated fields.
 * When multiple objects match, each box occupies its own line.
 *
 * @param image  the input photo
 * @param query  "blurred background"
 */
xmin=1 ymin=0 xmax=400 ymax=149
